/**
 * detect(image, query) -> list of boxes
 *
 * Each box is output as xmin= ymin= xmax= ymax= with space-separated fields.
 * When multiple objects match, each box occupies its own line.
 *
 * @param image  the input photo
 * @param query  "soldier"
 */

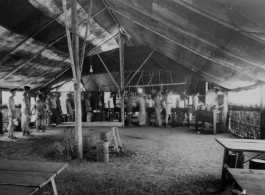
xmin=7 ymin=89 xmax=18 ymax=139
xmin=21 ymin=86 xmax=32 ymax=136
xmin=34 ymin=94 xmax=49 ymax=132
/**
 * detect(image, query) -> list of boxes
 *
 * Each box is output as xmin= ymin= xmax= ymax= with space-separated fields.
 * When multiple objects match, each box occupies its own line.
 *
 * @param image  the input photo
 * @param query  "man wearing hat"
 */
xmin=21 ymin=86 xmax=32 ymax=136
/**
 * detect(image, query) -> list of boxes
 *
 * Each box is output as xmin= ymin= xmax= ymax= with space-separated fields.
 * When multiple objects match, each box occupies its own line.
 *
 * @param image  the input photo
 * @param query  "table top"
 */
xmin=57 ymin=122 xmax=123 ymax=127
xmin=0 ymin=160 xmax=68 ymax=195
xmin=227 ymin=168 xmax=265 ymax=195
xmin=216 ymin=138 xmax=265 ymax=152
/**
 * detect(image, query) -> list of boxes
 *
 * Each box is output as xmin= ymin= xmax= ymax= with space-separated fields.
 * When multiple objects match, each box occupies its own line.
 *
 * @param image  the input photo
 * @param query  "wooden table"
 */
xmin=195 ymin=110 xmax=220 ymax=134
xmin=57 ymin=122 xmax=123 ymax=153
xmin=226 ymin=167 xmax=265 ymax=195
xmin=0 ymin=160 xmax=68 ymax=195
xmin=215 ymin=138 xmax=265 ymax=190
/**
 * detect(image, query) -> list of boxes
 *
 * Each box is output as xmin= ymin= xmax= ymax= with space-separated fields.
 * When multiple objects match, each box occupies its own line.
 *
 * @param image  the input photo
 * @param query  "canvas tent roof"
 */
xmin=0 ymin=0 xmax=265 ymax=92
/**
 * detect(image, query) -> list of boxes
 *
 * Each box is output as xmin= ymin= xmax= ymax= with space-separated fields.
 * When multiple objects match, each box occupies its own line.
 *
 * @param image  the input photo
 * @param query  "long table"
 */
xmin=57 ymin=122 xmax=123 ymax=153
xmin=196 ymin=110 xmax=220 ymax=134
xmin=215 ymin=138 xmax=265 ymax=190
xmin=226 ymin=167 xmax=265 ymax=195
xmin=0 ymin=160 xmax=68 ymax=195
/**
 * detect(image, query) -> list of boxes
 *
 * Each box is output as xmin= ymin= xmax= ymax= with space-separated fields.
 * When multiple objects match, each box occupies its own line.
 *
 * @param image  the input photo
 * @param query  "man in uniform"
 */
xmin=66 ymin=93 xmax=74 ymax=121
xmin=21 ymin=86 xmax=32 ymax=136
xmin=154 ymin=91 xmax=163 ymax=127
xmin=165 ymin=90 xmax=173 ymax=127
xmin=215 ymin=89 xmax=228 ymax=132
xmin=7 ymin=89 xmax=18 ymax=139
xmin=136 ymin=93 xmax=146 ymax=126
xmin=34 ymin=94 xmax=48 ymax=132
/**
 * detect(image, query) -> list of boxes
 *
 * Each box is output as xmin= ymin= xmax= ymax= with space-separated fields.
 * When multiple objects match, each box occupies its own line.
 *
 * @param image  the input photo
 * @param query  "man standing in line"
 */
xmin=21 ymin=86 xmax=32 ymax=136
xmin=136 ymin=93 xmax=146 ymax=126
xmin=86 ymin=93 xmax=92 ymax=122
xmin=165 ymin=90 xmax=173 ymax=127
xmin=7 ymin=89 xmax=18 ymax=139
xmin=154 ymin=91 xmax=163 ymax=127
xmin=108 ymin=93 xmax=115 ymax=121
xmin=55 ymin=92 xmax=62 ymax=124
xmin=34 ymin=94 xmax=48 ymax=132
xmin=81 ymin=93 xmax=87 ymax=122
xmin=215 ymin=88 xmax=228 ymax=132
xmin=66 ymin=93 xmax=74 ymax=121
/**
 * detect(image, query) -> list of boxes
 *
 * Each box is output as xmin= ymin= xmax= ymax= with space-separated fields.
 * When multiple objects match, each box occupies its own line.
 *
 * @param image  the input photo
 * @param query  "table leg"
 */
xmin=221 ymin=148 xmax=229 ymax=190
xmin=50 ymin=178 xmax=58 ymax=195
xmin=38 ymin=178 xmax=58 ymax=195
xmin=112 ymin=129 xmax=119 ymax=153
xmin=115 ymin=127 xmax=122 ymax=148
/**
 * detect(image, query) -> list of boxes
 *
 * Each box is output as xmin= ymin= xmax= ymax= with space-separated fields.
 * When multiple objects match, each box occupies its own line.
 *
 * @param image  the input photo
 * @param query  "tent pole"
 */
xmin=261 ymin=85 xmax=265 ymax=139
xmin=0 ymin=90 xmax=3 ymax=134
xmin=119 ymin=32 xmax=125 ymax=126
xmin=71 ymin=0 xmax=83 ymax=159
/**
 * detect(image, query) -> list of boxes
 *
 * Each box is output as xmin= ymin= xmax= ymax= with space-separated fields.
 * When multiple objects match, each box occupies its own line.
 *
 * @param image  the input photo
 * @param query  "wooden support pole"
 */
xmin=260 ymin=85 xmax=265 ymax=139
xmin=71 ymin=0 xmax=83 ymax=158
xmin=62 ymin=0 xmax=77 ymax=82
xmin=0 ymin=90 xmax=3 ymax=134
xmin=80 ymin=0 xmax=93 ymax=71
xmin=137 ymin=73 xmax=143 ymax=85
xmin=119 ymin=32 xmax=125 ymax=126
xmin=125 ymin=50 xmax=155 ymax=87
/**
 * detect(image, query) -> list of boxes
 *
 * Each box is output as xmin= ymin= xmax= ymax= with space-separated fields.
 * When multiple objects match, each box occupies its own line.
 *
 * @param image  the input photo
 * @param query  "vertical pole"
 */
xmin=0 ymin=90 xmax=3 ymax=134
xmin=260 ymin=85 xmax=265 ymax=139
xmin=119 ymin=32 xmax=125 ymax=126
xmin=71 ymin=0 xmax=83 ymax=158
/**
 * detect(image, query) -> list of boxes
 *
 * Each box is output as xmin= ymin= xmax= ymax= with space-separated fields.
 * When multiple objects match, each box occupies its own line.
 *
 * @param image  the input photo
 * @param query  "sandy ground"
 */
xmin=0 ymin=125 xmax=262 ymax=195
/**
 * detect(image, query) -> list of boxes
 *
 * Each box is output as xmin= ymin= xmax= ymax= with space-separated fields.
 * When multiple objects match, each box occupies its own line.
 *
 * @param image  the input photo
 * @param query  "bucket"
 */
xmin=96 ymin=141 xmax=109 ymax=163
xmin=249 ymin=159 xmax=265 ymax=170
xmin=83 ymin=135 xmax=94 ymax=150
xmin=100 ymin=131 xmax=111 ymax=141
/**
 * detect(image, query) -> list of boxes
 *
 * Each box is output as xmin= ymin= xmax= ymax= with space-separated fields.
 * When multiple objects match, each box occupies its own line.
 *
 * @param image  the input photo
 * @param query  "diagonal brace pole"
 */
xmin=125 ymin=50 xmax=154 ymax=87
xmin=97 ymin=54 xmax=120 ymax=90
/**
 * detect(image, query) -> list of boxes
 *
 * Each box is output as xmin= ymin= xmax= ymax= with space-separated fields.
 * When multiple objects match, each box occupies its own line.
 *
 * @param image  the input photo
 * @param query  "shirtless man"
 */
xmin=165 ymin=90 xmax=173 ymax=127
xmin=21 ymin=86 xmax=32 ymax=136
xmin=7 ymin=89 xmax=18 ymax=139
xmin=34 ymin=94 xmax=48 ymax=133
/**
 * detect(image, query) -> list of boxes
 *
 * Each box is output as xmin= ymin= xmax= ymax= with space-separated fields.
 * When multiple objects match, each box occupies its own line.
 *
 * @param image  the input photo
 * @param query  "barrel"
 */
xmin=231 ymin=189 xmax=241 ymax=195
xmin=249 ymin=159 xmax=265 ymax=170
xmin=227 ymin=153 xmax=245 ymax=168
xmin=96 ymin=141 xmax=109 ymax=163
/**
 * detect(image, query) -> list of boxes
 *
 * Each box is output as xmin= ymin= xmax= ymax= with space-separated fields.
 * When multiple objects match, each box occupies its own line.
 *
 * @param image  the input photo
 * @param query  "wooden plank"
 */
xmin=0 ymin=185 xmax=38 ymax=195
xmin=0 ymin=160 xmax=68 ymax=176
xmin=119 ymin=32 xmax=125 ymax=126
xmin=227 ymin=168 xmax=265 ymax=195
xmin=0 ymin=90 xmax=3 ymax=134
xmin=57 ymin=122 xmax=123 ymax=127
xmin=0 ymin=170 xmax=55 ymax=188
xmin=216 ymin=138 xmax=265 ymax=152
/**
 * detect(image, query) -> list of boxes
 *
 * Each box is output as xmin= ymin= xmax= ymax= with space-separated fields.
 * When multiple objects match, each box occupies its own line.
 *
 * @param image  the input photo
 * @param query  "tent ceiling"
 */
xmin=0 ymin=0 xmax=264 ymax=91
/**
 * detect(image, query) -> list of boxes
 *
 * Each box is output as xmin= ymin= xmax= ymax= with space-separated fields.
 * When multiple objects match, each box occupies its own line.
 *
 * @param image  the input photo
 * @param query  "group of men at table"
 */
xmin=6 ymin=86 xmax=228 ymax=139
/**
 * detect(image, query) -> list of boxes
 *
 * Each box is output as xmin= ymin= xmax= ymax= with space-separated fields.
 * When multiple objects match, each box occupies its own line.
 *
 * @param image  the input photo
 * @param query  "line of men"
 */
xmin=7 ymin=86 xmax=63 ymax=139
xmin=125 ymin=89 xmax=189 ymax=127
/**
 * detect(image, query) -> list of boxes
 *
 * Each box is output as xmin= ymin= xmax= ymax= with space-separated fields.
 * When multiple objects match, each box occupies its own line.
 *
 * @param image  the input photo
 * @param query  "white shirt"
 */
xmin=108 ymin=97 xmax=114 ymax=108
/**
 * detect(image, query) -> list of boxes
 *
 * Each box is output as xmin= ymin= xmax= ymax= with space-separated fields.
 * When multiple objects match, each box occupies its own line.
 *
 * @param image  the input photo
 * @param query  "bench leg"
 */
xmin=221 ymin=148 xmax=229 ymax=191
xmin=50 ymin=178 xmax=58 ymax=195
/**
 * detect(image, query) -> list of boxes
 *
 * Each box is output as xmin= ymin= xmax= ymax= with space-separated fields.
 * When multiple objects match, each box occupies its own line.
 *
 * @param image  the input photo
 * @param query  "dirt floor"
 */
xmin=0 ymin=125 xmax=263 ymax=195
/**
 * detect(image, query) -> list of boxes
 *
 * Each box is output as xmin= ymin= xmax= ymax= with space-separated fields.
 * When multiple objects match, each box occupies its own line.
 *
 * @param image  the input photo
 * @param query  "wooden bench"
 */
xmin=57 ymin=122 xmax=123 ymax=154
xmin=225 ymin=165 xmax=265 ymax=195
xmin=0 ymin=160 xmax=68 ymax=195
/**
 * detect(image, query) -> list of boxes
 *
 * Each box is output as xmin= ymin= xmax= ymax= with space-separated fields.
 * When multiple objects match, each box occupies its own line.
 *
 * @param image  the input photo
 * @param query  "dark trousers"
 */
xmin=109 ymin=108 xmax=115 ymax=121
